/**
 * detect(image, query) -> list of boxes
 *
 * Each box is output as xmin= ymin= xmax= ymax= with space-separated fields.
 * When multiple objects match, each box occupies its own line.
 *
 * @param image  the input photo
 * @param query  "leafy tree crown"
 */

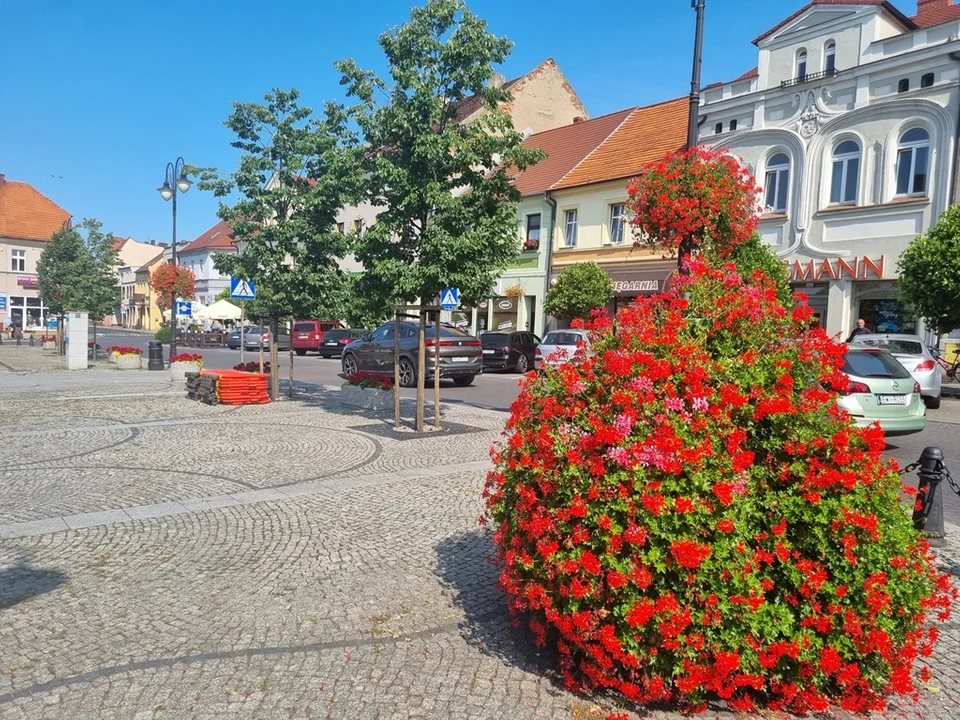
xmin=898 ymin=204 xmax=960 ymax=336
xmin=544 ymin=262 xmax=614 ymax=322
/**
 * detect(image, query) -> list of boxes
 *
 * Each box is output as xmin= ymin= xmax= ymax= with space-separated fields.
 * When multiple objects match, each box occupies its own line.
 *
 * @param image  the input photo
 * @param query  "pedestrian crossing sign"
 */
xmin=231 ymin=278 xmax=256 ymax=300
xmin=440 ymin=288 xmax=460 ymax=311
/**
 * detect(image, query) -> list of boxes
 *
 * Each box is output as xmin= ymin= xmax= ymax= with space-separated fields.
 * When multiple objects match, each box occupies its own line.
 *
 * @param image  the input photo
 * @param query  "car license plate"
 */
xmin=298 ymin=334 xmax=308 ymax=338
xmin=451 ymin=356 xmax=469 ymax=363
xmin=482 ymin=349 xmax=494 ymax=355
xmin=325 ymin=342 xmax=337 ymax=346
xmin=877 ymin=394 xmax=907 ymax=405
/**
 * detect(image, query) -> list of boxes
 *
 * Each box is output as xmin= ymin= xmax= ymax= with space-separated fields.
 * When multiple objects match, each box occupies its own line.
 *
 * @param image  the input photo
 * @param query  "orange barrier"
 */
xmin=186 ymin=370 xmax=271 ymax=405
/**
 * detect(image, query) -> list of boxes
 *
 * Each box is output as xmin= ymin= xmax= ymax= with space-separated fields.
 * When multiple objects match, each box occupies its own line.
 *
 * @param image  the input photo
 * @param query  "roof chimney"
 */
xmin=0 ymin=174 xmax=5 ymax=184
xmin=487 ymin=72 xmax=506 ymax=89
xmin=573 ymin=116 xmax=586 ymax=124
xmin=917 ymin=0 xmax=951 ymax=20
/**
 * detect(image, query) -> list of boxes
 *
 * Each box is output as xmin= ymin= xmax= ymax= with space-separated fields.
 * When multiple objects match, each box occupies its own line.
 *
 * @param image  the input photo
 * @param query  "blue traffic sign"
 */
xmin=439 ymin=287 xmax=460 ymax=311
xmin=176 ymin=301 xmax=192 ymax=316
xmin=230 ymin=278 xmax=256 ymax=300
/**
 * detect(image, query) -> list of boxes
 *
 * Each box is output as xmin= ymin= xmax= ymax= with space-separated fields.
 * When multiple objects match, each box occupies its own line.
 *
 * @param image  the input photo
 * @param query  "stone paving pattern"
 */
xmin=0 ymin=371 xmax=958 ymax=719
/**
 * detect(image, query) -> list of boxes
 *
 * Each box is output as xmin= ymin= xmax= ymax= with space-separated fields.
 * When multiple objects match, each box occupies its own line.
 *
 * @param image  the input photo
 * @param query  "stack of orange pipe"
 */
xmin=200 ymin=369 xmax=271 ymax=405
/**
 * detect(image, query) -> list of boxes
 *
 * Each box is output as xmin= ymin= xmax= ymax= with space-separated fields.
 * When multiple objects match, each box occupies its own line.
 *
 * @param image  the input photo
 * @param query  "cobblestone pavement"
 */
xmin=0 ymin=372 xmax=958 ymax=719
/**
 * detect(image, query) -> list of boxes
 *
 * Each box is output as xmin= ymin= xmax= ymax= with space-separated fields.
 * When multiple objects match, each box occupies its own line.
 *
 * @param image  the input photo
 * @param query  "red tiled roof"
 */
xmin=0 ymin=175 xmax=71 ymax=242
xmin=178 ymin=219 xmax=235 ymax=254
xmin=551 ymin=97 xmax=689 ymax=191
xmin=513 ymin=109 xmax=635 ymax=196
xmin=752 ymin=0 xmax=914 ymax=44
xmin=736 ymin=67 xmax=760 ymax=80
xmin=912 ymin=0 xmax=960 ymax=27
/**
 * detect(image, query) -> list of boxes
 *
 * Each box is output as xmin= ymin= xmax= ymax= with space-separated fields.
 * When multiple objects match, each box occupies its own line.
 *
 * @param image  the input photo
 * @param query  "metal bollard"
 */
xmin=147 ymin=341 xmax=165 ymax=371
xmin=912 ymin=446 xmax=946 ymax=545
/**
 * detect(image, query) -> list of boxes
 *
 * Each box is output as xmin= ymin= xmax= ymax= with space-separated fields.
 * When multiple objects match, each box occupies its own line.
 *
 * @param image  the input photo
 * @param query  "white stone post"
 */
xmin=67 ymin=312 xmax=89 ymax=370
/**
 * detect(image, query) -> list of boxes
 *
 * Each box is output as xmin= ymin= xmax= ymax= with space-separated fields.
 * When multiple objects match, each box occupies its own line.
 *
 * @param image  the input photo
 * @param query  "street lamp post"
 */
xmin=680 ymin=0 xmax=707 ymax=273
xmin=157 ymin=157 xmax=192 ymax=359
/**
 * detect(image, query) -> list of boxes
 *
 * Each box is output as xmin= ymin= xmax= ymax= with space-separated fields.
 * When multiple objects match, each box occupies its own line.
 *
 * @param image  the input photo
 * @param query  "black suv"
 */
xmin=480 ymin=331 xmax=540 ymax=373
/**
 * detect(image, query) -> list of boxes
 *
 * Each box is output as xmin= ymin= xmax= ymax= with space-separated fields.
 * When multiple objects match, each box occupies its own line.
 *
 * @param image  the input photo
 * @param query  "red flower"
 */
xmin=717 ymin=519 xmax=735 ymax=533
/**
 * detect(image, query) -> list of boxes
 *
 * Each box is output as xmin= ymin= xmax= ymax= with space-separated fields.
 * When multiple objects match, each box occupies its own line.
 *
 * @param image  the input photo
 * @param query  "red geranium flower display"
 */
xmin=626 ymin=146 xmax=760 ymax=258
xmin=484 ymin=259 xmax=955 ymax=714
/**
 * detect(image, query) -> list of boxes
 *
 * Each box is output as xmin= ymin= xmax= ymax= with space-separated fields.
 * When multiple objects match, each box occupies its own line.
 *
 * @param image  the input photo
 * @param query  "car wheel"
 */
xmin=924 ymin=394 xmax=941 ymax=410
xmin=295 ymin=349 xmax=306 ymax=356
xmin=398 ymin=358 xmax=416 ymax=388
xmin=515 ymin=354 xmax=529 ymax=374
xmin=342 ymin=353 xmax=359 ymax=377
xmin=453 ymin=375 xmax=475 ymax=387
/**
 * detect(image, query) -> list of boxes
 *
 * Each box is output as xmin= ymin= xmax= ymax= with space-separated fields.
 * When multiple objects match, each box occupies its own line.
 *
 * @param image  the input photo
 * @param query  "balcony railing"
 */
xmin=781 ymin=67 xmax=837 ymax=88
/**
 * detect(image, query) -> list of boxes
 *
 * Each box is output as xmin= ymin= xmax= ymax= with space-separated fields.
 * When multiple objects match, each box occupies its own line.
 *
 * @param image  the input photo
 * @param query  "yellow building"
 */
xmin=134 ymin=252 xmax=165 ymax=331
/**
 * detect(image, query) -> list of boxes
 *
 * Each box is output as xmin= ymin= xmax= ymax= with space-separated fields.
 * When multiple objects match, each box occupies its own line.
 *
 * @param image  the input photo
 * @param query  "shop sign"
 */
xmin=604 ymin=267 xmax=674 ymax=297
xmin=17 ymin=275 xmax=38 ymax=288
xmin=497 ymin=299 xmax=513 ymax=311
xmin=787 ymin=255 xmax=885 ymax=282
xmin=497 ymin=320 xmax=513 ymax=330
xmin=0 ymin=293 xmax=6 ymax=311
xmin=478 ymin=301 xmax=488 ymax=310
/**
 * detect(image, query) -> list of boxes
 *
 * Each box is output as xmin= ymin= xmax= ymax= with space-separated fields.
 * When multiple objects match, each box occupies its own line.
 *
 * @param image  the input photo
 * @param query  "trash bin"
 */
xmin=147 ymin=341 xmax=165 ymax=371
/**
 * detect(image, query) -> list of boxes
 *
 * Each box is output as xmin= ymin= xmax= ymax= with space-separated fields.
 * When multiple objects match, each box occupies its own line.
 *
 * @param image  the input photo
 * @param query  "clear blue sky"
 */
xmin=1 ymin=0 xmax=911 ymax=244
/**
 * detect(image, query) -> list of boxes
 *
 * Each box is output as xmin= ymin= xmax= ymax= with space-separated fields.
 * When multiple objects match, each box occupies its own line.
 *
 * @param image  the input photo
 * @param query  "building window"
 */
xmin=715 ymin=122 xmax=723 ymax=134
xmin=895 ymin=127 xmax=930 ymax=196
xmin=764 ymin=153 xmax=790 ymax=213
xmin=10 ymin=249 xmax=25 ymax=272
xmin=336 ymin=222 xmax=344 ymax=234
xmin=898 ymin=78 xmax=910 ymax=93
xmin=824 ymin=41 xmax=836 ymax=73
xmin=524 ymin=213 xmax=541 ymax=251
xmin=830 ymin=140 xmax=860 ymax=205
xmin=730 ymin=119 xmax=738 ymax=131
xmin=563 ymin=209 xmax=578 ymax=248
xmin=609 ymin=204 xmax=626 ymax=245
xmin=921 ymin=73 xmax=934 ymax=88
xmin=353 ymin=219 xmax=363 ymax=233
xmin=796 ymin=50 xmax=807 ymax=81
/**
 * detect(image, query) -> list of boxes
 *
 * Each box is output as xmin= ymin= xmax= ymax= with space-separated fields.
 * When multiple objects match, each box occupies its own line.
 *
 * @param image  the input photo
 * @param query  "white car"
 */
xmin=849 ymin=334 xmax=942 ymax=409
xmin=837 ymin=346 xmax=926 ymax=436
xmin=534 ymin=329 xmax=590 ymax=370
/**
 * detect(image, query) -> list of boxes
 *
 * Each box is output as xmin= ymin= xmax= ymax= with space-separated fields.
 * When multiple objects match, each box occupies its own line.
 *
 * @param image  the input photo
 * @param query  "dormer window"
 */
xmin=796 ymin=50 xmax=808 ymax=82
xmin=824 ymin=42 xmax=836 ymax=73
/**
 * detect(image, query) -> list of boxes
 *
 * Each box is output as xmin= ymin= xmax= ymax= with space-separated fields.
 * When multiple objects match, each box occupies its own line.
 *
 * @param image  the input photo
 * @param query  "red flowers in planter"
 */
xmin=109 ymin=346 xmax=142 ymax=356
xmin=484 ymin=259 xmax=955 ymax=714
xmin=170 ymin=353 xmax=203 ymax=364
xmin=345 ymin=371 xmax=395 ymax=391
xmin=233 ymin=361 xmax=270 ymax=373
xmin=626 ymin=146 xmax=760 ymax=258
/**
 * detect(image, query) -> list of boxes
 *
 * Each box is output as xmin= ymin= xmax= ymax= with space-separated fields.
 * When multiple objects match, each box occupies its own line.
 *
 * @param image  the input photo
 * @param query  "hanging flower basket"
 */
xmin=170 ymin=353 xmax=203 ymax=382
xmin=341 ymin=372 xmax=395 ymax=411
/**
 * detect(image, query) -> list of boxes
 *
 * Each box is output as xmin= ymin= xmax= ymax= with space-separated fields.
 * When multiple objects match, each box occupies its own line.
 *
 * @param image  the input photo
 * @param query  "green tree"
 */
xmin=337 ymin=0 xmax=543 ymax=427
xmin=898 ymin=205 xmax=960 ymax=336
xmin=709 ymin=233 xmax=792 ymax=307
xmin=544 ymin=262 xmax=614 ymax=322
xmin=37 ymin=218 xmax=119 ymax=354
xmin=194 ymin=87 xmax=364 ymax=398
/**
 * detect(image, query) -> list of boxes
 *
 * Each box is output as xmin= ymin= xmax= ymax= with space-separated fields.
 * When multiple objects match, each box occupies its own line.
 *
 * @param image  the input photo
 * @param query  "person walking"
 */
xmin=845 ymin=318 xmax=871 ymax=343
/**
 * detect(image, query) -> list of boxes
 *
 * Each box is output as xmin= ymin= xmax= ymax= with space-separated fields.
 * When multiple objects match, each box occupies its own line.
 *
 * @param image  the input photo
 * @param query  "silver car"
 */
xmin=534 ymin=329 xmax=590 ymax=370
xmin=243 ymin=326 xmax=292 ymax=351
xmin=837 ymin=346 xmax=925 ymax=436
xmin=849 ymin=334 xmax=942 ymax=409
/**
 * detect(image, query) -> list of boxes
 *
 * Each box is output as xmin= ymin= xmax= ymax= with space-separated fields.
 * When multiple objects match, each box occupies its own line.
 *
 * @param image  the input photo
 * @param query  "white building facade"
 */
xmin=701 ymin=0 xmax=960 ymax=340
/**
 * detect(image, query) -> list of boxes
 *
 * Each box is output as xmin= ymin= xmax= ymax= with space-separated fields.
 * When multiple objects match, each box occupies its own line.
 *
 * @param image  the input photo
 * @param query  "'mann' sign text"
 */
xmin=787 ymin=255 xmax=885 ymax=282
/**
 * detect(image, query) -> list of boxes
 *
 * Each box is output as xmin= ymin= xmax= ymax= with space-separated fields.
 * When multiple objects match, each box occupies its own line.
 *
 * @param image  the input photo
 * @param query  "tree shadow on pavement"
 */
xmin=0 ymin=550 xmax=67 ymax=610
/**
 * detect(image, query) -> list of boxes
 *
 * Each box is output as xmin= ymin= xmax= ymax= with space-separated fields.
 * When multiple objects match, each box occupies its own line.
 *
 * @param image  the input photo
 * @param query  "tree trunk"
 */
xmin=433 ymin=297 xmax=441 ymax=429
xmin=270 ymin=315 xmax=280 ymax=400
xmin=394 ymin=313 xmax=401 ymax=430
xmin=92 ymin=320 xmax=97 ymax=360
xmin=288 ymin=340 xmax=294 ymax=399
xmin=417 ymin=309 xmax=426 ymax=432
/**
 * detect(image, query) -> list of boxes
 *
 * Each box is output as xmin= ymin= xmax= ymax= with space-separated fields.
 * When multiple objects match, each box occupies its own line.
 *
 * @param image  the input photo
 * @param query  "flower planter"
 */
xmin=170 ymin=361 xmax=201 ymax=382
xmin=107 ymin=351 xmax=118 ymax=363
xmin=43 ymin=341 xmax=57 ymax=350
xmin=116 ymin=354 xmax=142 ymax=370
xmin=340 ymin=384 xmax=394 ymax=412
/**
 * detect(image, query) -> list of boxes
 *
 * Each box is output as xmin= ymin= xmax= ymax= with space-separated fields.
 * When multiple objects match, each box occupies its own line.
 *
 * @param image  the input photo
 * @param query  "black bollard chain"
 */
xmin=900 ymin=461 xmax=920 ymax=477
xmin=944 ymin=463 xmax=960 ymax=499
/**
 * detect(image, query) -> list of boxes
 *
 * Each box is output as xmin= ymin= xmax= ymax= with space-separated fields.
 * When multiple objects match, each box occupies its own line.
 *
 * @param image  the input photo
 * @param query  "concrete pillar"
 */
xmin=67 ymin=312 xmax=88 ymax=370
xmin=826 ymin=280 xmax=852 ymax=341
